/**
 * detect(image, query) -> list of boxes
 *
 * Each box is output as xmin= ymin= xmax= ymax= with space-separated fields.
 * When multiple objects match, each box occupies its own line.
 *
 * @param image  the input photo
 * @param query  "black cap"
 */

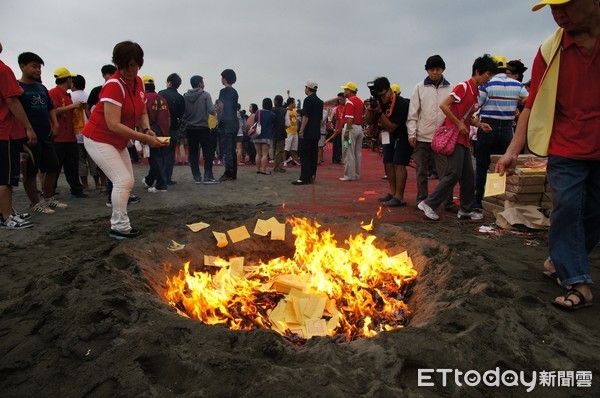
xmin=507 ymin=60 xmax=528 ymax=75
xmin=425 ymin=55 xmax=446 ymax=70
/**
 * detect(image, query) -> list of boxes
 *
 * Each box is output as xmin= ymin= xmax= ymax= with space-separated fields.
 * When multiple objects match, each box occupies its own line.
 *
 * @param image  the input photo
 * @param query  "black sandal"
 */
xmin=552 ymin=288 xmax=592 ymax=311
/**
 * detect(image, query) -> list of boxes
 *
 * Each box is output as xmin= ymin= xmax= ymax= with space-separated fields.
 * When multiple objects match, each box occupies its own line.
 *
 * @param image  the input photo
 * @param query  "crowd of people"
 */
xmin=0 ymin=1 xmax=597 ymax=307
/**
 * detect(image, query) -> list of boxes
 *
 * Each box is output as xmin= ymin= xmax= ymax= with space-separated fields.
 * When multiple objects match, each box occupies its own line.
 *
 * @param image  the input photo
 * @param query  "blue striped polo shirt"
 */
xmin=478 ymin=74 xmax=528 ymax=120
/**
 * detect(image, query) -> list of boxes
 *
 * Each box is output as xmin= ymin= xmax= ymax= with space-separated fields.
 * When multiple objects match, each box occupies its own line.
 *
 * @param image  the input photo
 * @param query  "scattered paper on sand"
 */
xmin=227 ymin=225 xmax=251 ymax=243
xmin=212 ymin=231 xmax=228 ymax=248
xmin=187 ymin=221 xmax=210 ymax=232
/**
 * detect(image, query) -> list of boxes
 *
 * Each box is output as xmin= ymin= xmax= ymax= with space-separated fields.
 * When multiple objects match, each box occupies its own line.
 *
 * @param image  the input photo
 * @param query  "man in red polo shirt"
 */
xmin=0 ymin=41 xmax=36 ymax=229
xmin=339 ymin=81 xmax=364 ymax=181
xmin=497 ymin=0 xmax=600 ymax=310
xmin=48 ymin=66 xmax=87 ymax=198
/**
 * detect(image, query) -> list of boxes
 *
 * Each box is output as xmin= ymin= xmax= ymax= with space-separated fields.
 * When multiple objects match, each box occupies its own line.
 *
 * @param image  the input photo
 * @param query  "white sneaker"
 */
xmin=46 ymin=197 xmax=68 ymax=209
xmin=339 ymin=176 xmax=353 ymax=181
xmin=30 ymin=200 xmax=55 ymax=214
xmin=148 ymin=187 xmax=167 ymax=193
xmin=418 ymin=200 xmax=440 ymax=221
xmin=141 ymin=177 xmax=150 ymax=188
xmin=1 ymin=214 xmax=33 ymax=229
xmin=457 ymin=209 xmax=484 ymax=220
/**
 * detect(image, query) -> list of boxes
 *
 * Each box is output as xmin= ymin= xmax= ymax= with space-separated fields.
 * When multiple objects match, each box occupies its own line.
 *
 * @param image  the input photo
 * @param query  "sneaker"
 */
xmin=106 ymin=201 xmax=112 ymax=208
xmin=46 ymin=197 xmax=68 ymax=209
xmin=1 ymin=214 xmax=33 ymax=229
xmin=141 ymin=177 xmax=150 ymax=188
xmin=148 ymin=187 xmax=167 ymax=193
xmin=167 ymin=180 xmax=177 ymax=185
xmin=128 ymin=195 xmax=141 ymax=204
xmin=417 ymin=200 xmax=440 ymax=221
xmin=339 ymin=176 xmax=353 ymax=182
xmin=12 ymin=208 xmax=32 ymax=220
xmin=457 ymin=209 xmax=484 ymax=220
xmin=193 ymin=176 xmax=202 ymax=184
xmin=444 ymin=203 xmax=460 ymax=214
xmin=203 ymin=177 xmax=221 ymax=185
xmin=378 ymin=193 xmax=393 ymax=202
xmin=219 ymin=175 xmax=235 ymax=182
xmin=109 ymin=228 xmax=141 ymax=240
xmin=71 ymin=191 xmax=89 ymax=198
xmin=30 ymin=201 xmax=55 ymax=214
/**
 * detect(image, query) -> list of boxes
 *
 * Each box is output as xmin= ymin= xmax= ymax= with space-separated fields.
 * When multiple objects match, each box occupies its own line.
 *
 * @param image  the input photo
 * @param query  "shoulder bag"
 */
xmin=248 ymin=110 xmax=262 ymax=138
xmin=431 ymin=101 xmax=475 ymax=156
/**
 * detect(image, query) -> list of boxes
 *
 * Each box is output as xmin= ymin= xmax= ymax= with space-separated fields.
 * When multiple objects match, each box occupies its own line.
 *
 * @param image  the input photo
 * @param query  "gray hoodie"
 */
xmin=182 ymin=88 xmax=215 ymax=129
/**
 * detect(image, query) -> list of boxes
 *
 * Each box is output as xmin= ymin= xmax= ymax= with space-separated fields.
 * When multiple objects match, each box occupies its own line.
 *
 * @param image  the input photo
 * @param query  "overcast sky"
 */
xmin=2 ymin=0 xmax=557 ymax=106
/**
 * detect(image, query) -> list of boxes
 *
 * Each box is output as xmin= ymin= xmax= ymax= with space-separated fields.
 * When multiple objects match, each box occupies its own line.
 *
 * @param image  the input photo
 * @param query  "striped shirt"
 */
xmin=478 ymin=74 xmax=528 ymax=120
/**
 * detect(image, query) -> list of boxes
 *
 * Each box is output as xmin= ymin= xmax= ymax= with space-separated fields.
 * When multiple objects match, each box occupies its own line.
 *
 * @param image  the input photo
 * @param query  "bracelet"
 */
xmin=142 ymin=128 xmax=150 ymax=134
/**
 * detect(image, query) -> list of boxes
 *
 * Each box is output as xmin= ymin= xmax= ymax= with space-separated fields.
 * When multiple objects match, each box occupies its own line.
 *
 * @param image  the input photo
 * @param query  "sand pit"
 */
xmin=1 ymin=200 xmax=599 ymax=397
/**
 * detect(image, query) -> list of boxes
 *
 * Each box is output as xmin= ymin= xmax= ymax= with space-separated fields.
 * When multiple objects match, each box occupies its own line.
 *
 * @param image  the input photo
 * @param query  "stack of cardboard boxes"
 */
xmin=482 ymin=155 xmax=551 ymax=219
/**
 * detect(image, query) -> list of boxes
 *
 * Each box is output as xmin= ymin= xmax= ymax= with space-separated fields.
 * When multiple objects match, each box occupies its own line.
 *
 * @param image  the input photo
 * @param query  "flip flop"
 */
xmin=543 ymin=270 xmax=562 ymax=287
xmin=552 ymin=288 xmax=592 ymax=311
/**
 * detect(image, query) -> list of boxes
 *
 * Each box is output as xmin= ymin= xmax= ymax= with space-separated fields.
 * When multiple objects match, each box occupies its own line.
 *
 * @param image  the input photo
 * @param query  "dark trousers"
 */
xmin=221 ymin=130 xmax=238 ymax=178
xmin=53 ymin=141 xmax=83 ymax=194
xmin=187 ymin=127 xmax=216 ymax=180
xmin=298 ymin=137 xmax=319 ymax=183
xmin=273 ymin=139 xmax=285 ymax=170
xmin=475 ymin=120 xmax=514 ymax=203
xmin=332 ymin=132 xmax=342 ymax=163
xmin=164 ymin=128 xmax=179 ymax=182
xmin=144 ymin=146 xmax=169 ymax=190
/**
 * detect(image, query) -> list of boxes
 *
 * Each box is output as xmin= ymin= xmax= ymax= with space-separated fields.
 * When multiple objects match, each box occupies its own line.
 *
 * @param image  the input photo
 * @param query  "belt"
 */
xmin=481 ymin=118 xmax=514 ymax=125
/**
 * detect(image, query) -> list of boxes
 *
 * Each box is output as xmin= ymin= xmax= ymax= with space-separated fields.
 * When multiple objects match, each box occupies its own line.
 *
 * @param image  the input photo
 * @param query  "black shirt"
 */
xmin=158 ymin=87 xmax=185 ymax=131
xmin=272 ymin=106 xmax=288 ymax=141
xmin=384 ymin=95 xmax=410 ymax=139
xmin=218 ymin=86 xmax=238 ymax=124
xmin=301 ymin=93 xmax=323 ymax=140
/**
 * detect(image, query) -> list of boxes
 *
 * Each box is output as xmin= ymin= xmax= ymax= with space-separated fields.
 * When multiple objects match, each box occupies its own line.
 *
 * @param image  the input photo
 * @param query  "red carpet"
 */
xmin=276 ymin=145 xmax=461 ymax=224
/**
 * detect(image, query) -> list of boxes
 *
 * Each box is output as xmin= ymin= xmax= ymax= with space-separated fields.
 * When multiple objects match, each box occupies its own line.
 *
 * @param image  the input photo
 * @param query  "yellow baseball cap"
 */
xmin=340 ymin=81 xmax=358 ymax=92
xmin=142 ymin=75 xmax=155 ymax=85
xmin=492 ymin=55 xmax=508 ymax=69
xmin=532 ymin=0 xmax=571 ymax=12
xmin=391 ymin=84 xmax=401 ymax=95
xmin=53 ymin=67 xmax=76 ymax=79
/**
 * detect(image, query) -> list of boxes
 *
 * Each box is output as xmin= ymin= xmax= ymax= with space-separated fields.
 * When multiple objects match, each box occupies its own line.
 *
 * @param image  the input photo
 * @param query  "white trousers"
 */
xmin=84 ymin=137 xmax=134 ymax=232
xmin=342 ymin=125 xmax=364 ymax=180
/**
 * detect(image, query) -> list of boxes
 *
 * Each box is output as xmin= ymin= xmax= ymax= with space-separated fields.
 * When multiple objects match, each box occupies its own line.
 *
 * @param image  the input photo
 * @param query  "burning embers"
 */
xmin=164 ymin=217 xmax=417 ymax=344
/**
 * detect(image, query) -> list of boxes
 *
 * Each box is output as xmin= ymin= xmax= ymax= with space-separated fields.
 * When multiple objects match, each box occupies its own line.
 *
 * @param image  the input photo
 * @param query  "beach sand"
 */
xmin=1 ymin=150 xmax=598 ymax=398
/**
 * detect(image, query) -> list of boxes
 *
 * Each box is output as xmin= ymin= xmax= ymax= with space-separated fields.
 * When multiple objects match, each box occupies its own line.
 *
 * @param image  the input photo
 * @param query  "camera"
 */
xmin=367 ymin=81 xmax=380 ymax=109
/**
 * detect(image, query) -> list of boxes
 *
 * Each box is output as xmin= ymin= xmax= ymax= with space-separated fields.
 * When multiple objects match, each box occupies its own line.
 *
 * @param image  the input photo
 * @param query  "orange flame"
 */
xmin=164 ymin=217 xmax=417 ymax=343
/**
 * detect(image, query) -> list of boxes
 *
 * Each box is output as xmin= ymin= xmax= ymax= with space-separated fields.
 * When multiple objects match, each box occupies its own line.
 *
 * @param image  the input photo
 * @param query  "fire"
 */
xmin=164 ymin=217 xmax=417 ymax=344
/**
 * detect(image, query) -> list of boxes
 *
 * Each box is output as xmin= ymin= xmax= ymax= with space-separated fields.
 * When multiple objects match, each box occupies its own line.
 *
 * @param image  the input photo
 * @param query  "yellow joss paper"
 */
xmin=270 ymin=221 xmax=285 ymax=240
xmin=253 ymin=219 xmax=270 ymax=236
xmin=212 ymin=231 xmax=228 ymax=248
xmin=227 ymin=225 xmax=251 ymax=243
xmin=484 ymin=173 xmax=506 ymax=197
xmin=167 ymin=240 xmax=185 ymax=251
xmin=186 ymin=221 xmax=210 ymax=232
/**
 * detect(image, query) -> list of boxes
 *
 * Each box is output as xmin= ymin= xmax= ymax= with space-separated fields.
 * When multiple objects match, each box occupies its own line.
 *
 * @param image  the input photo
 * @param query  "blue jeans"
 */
xmin=475 ymin=120 xmax=513 ymax=204
xmin=547 ymin=155 xmax=600 ymax=287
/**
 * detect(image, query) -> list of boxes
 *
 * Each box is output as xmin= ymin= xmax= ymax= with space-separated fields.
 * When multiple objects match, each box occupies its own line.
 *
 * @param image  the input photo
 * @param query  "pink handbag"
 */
xmin=431 ymin=124 xmax=460 ymax=156
xmin=431 ymin=102 xmax=475 ymax=156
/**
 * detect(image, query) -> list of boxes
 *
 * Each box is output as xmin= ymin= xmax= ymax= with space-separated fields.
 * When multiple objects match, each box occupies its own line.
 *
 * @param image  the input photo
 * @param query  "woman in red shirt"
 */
xmin=83 ymin=41 xmax=166 ymax=239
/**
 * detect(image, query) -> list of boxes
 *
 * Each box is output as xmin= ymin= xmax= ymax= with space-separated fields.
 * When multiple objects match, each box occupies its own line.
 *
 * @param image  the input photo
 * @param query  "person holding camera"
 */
xmin=339 ymin=82 xmax=364 ymax=182
xmin=365 ymin=77 xmax=411 ymax=207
